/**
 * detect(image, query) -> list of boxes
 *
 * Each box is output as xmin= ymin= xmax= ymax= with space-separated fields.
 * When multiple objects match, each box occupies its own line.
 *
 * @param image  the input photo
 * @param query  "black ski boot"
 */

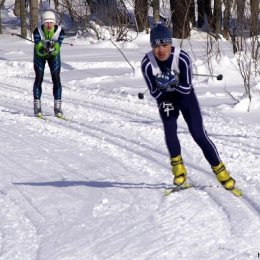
xmin=54 ymin=100 xmax=63 ymax=118
xmin=34 ymin=99 xmax=42 ymax=118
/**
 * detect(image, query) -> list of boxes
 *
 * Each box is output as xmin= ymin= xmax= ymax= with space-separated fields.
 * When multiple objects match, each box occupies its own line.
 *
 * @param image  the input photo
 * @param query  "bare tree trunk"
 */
xmin=0 ymin=7 xmax=1 ymax=34
xmin=53 ymin=0 xmax=59 ymax=10
xmin=236 ymin=0 xmax=245 ymax=35
xmin=63 ymin=0 xmax=74 ymax=23
xmin=14 ymin=0 xmax=20 ymax=16
xmin=153 ymin=0 xmax=160 ymax=24
xmin=134 ymin=0 xmax=148 ymax=32
xmin=20 ymin=0 xmax=27 ymax=37
xmin=197 ymin=0 xmax=204 ymax=28
xmin=204 ymin=0 xmax=213 ymax=29
xmin=189 ymin=0 xmax=195 ymax=27
xmin=170 ymin=0 xmax=191 ymax=39
xmin=250 ymin=0 xmax=259 ymax=37
xmin=29 ymin=0 xmax=38 ymax=33
xmin=0 ymin=0 xmax=5 ymax=34
xmin=87 ymin=0 xmax=94 ymax=14
xmin=213 ymin=0 xmax=222 ymax=34
xmin=223 ymin=0 xmax=231 ymax=39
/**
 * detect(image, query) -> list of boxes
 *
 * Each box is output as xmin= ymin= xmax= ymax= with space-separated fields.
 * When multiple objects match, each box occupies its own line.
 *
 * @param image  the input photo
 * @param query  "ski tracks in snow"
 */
xmin=0 ymin=55 xmax=260 ymax=259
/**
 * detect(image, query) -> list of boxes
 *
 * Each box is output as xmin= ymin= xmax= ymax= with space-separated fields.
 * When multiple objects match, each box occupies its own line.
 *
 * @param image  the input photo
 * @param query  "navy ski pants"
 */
xmin=33 ymin=54 xmax=62 ymax=100
xmin=158 ymin=89 xmax=221 ymax=166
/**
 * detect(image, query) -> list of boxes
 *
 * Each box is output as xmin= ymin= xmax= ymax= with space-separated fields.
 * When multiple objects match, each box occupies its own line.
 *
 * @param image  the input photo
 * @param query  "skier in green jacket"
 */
xmin=33 ymin=10 xmax=65 ymax=118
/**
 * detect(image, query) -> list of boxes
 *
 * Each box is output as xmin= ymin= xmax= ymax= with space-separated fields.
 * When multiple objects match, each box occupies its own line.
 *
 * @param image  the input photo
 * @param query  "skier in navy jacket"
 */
xmin=141 ymin=23 xmax=237 ymax=192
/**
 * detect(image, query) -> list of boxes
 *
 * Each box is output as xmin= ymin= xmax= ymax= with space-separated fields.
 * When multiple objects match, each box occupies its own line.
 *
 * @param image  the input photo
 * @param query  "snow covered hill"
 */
xmin=0 ymin=25 xmax=260 ymax=259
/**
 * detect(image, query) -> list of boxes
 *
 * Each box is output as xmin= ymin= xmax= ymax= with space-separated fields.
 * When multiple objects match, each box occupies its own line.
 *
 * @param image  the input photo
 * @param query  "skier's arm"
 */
xmin=51 ymin=28 xmax=65 ymax=57
xmin=141 ymin=56 xmax=165 ymax=101
xmin=174 ymin=51 xmax=193 ymax=94
xmin=35 ymin=41 xmax=48 ymax=58
xmin=33 ymin=27 xmax=48 ymax=58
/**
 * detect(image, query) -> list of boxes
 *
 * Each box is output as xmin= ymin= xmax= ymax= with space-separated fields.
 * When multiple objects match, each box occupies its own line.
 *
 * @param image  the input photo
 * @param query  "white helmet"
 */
xmin=42 ymin=11 xmax=56 ymax=24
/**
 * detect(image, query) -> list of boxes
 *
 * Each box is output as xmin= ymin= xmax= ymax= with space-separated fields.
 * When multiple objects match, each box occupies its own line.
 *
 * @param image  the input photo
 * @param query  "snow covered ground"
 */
xmin=1 ymin=11 xmax=260 ymax=260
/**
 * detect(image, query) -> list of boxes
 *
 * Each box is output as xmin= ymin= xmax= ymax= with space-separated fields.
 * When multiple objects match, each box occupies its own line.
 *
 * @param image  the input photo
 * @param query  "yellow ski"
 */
xmin=164 ymin=183 xmax=192 ymax=196
xmin=229 ymin=187 xmax=243 ymax=197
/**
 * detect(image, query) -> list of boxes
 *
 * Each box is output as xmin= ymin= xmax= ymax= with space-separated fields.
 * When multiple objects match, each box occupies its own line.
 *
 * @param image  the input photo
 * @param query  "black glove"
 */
xmin=43 ymin=40 xmax=55 ymax=57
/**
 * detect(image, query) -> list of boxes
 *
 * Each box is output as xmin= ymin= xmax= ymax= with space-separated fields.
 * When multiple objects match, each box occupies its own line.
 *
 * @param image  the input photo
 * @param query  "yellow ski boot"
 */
xmin=171 ymin=155 xmax=187 ymax=186
xmin=212 ymin=162 xmax=242 ymax=196
xmin=212 ymin=162 xmax=235 ymax=190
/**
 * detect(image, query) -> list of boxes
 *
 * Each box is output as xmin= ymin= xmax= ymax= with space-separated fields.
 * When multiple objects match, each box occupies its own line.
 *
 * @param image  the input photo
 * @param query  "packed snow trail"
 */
xmin=0 ymin=34 xmax=260 ymax=259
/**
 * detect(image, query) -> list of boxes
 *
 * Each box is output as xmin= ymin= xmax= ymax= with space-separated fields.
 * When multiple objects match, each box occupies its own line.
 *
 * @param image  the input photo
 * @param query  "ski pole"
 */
xmin=108 ymin=39 xmax=135 ymax=73
xmin=11 ymin=33 xmax=34 ymax=43
xmin=11 ymin=33 xmax=74 ymax=46
xmin=193 ymin=73 xmax=223 ymax=80
xmin=137 ymin=88 xmax=148 ymax=99
xmin=138 ymin=73 xmax=223 ymax=99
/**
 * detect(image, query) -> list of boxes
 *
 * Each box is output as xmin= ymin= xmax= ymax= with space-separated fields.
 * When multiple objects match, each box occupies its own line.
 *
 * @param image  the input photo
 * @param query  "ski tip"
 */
xmin=163 ymin=183 xmax=192 ymax=196
xmin=182 ymin=182 xmax=192 ymax=188
xmin=55 ymin=115 xmax=69 ymax=121
xmin=230 ymin=188 xmax=243 ymax=197
xmin=35 ymin=114 xmax=46 ymax=120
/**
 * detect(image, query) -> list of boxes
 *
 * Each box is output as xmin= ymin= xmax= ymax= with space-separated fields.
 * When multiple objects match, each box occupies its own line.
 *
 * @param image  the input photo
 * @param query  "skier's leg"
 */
xmin=33 ymin=56 xmax=45 ymax=116
xmin=48 ymin=55 xmax=63 ymax=116
xmin=158 ymin=100 xmax=180 ymax=157
xmin=181 ymin=90 xmax=235 ymax=189
xmin=33 ymin=56 xmax=45 ymax=100
xmin=158 ymin=100 xmax=187 ymax=185
xmin=181 ymin=90 xmax=220 ymax=165
xmin=48 ymin=55 xmax=62 ymax=100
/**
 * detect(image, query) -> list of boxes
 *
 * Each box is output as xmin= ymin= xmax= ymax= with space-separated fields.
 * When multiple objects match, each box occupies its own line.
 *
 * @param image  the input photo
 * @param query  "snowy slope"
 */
xmin=0 ymin=25 xmax=260 ymax=260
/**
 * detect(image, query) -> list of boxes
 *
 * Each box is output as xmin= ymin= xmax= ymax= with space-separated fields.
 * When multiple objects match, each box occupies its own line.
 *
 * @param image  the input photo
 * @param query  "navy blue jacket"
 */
xmin=141 ymin=47 xmax=193 ymax=102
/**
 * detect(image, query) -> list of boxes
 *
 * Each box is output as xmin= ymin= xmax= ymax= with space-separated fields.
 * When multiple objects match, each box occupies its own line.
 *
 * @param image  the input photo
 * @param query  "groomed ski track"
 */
xmin=0 ymin=36 xmax=260 ymax=259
